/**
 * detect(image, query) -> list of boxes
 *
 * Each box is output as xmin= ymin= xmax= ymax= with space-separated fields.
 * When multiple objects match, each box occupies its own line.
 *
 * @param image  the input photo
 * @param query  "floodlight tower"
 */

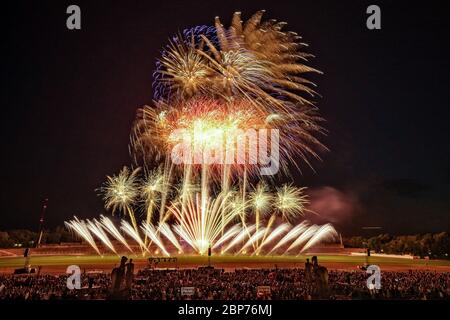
xmin=36 ymin=198 xmax=49 ymax=248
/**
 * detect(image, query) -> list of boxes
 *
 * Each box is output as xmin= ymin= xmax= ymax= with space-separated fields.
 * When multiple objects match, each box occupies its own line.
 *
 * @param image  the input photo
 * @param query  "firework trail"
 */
xmin=236 ymin=226 xmax=267 ymax=255
xmin=254 ymin=222 xmax=290 ymax=256
xmin=99 ymin=215 xmax=133 ymax=253
xmin=65 ymin=217 xmax=101 ymax=255
xmin=249 ymin=182 xmax=271 ymax=246
xmin=159 ymin=222 xmax=183 ymax=253
xmin=213 ymin=224 xmax=241 ymax=250
xmin=141 ymin=222 xmax=170 ymax=257
xmin=300 ymin=223 xmax=338 ymax=254
xmin=121 ymin=220 xmax=147 ymax=255
xmin=223 ymin=225 xmax=257 ymax=254
xmin=267 ymin=222 xmax=309 ymax=254
xmin=86 ymin=219 xmax=117 ymax=254
xmin=284 ymin=224 xmax=319 ymax=254
xmin=66 ymin=216 xmax=337 ymax=256
xmin=141 ymin=166 xmax=164 ymax=245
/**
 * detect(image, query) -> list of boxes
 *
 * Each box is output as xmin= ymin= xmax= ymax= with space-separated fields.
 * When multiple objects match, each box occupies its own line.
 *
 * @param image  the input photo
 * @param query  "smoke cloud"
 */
xmin=306 ymin=186 xmax=358 ymax=224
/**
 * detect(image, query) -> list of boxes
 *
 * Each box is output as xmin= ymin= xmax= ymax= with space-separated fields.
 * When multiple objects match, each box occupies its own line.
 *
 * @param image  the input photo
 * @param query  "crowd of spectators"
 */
xmin=0 ymin=267 xmax=448 ymax=300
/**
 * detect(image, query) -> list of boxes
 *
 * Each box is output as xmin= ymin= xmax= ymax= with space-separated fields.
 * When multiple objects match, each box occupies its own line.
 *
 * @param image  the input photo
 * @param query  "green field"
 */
xmin=1 ymin=254 xmax=449 ymax=270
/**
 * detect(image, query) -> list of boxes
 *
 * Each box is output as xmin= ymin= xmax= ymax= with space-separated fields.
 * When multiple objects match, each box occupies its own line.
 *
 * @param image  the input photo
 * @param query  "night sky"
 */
xmin=2 ymin=1 xmax=449 ymax=235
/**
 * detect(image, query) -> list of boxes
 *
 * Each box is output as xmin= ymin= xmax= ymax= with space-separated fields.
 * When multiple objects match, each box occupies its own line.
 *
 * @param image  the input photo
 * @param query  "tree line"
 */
xmin=344 ymin=232 xmax=449 ymax=259
xmin=0 ymin=226 xmax=76 ymax=248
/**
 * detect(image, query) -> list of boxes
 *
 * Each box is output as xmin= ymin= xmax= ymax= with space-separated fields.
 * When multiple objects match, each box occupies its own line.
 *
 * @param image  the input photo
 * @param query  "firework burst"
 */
xmin=99 ymin=166 xmax=140 ymax=233
xmin=153 ymin=11 xmax=322 ymax=113
xmin=133 ymin=11 xmax=327 ymax=176
xmin=275 ymin=184 xmax=309 ymax=222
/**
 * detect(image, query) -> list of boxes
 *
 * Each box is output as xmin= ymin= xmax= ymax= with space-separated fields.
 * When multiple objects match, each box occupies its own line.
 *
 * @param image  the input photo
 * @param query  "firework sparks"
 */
xmin=132 ymin=98 xmax=271 ymax=177
xmin=66 ymin=11 xmax=337 ymax=258
xmin=170 ymin=192 xmax=241 ymax=254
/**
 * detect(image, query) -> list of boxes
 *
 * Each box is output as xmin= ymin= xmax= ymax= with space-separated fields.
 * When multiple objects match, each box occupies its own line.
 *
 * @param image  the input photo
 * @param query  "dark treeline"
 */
xmin=1 ymin=228 xmax=449 ymax=260
xmin=0 ymin=227 xmax=76 ymax=248
xmin=344 ymin=232 xmax=449 ymax=259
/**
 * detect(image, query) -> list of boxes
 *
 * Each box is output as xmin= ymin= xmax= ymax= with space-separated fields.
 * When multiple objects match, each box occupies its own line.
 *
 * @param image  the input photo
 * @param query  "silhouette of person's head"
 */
xmin=306 ymin=258 xmax=310 ymax=263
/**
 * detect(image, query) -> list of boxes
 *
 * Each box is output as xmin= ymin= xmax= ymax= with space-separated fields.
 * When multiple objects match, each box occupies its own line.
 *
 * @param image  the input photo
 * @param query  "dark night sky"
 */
xmin=1 ymin=1 xmax=449 ymax=235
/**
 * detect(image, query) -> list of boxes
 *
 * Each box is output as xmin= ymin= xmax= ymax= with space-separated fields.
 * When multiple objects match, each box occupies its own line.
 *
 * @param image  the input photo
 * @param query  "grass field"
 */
xmin=1 ymin=254 xmax=449 ymax=273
